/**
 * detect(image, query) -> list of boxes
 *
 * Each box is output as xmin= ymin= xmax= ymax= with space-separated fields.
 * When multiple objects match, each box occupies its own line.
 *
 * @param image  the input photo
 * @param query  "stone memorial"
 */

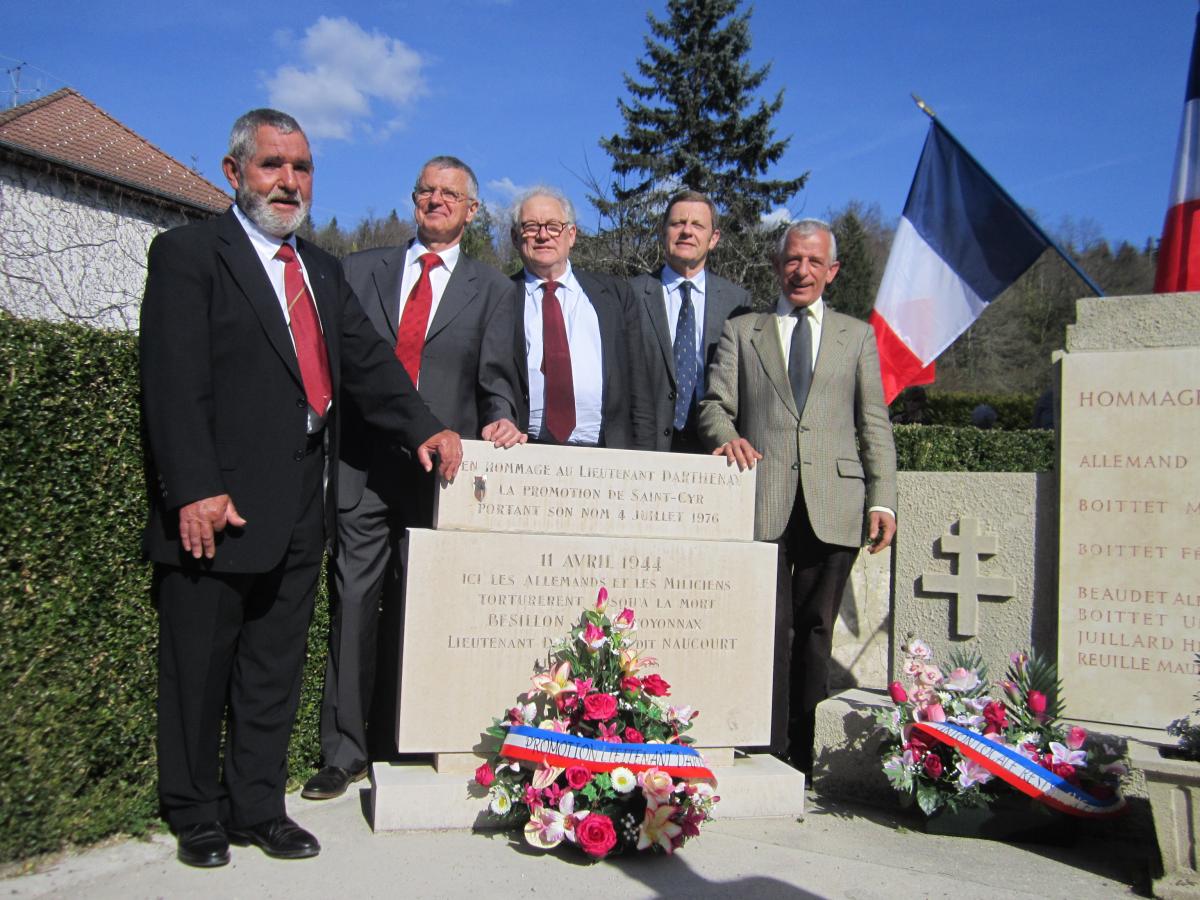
xmin=372 ymin=441 xmax=801 ymax=829
xmin=1057 ymin=294 xmax=1200 ymax=729
xmin=890 ymin=471 xmax=1058 ymax=683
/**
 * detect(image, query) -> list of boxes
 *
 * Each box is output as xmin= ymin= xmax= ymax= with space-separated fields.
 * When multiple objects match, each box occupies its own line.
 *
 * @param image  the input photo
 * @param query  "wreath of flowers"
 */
xmin=875 ymin=637 xmax=1127 ymax=817
xmin=473 ymin=588 xmax=719 ymax=859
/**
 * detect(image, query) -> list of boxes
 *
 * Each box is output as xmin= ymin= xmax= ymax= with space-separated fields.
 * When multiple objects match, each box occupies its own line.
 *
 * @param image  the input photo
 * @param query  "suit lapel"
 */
xmin=370 ymin=247 xmax=407 ymax=339
xmin=641 ymin=270 xmax=676 ymax=385
xmin=810 ymin=309 xmax=850 ymax=402
xmin=749 ymin=311 xmax=799 ymax=420
xmin=426 ymin=255 xmax=477 ymax=343
xmin=215 ymin=212 xmax=303 ymax=390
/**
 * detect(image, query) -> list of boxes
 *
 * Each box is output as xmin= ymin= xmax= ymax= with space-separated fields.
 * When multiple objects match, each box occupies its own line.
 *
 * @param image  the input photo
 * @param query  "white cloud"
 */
xmin=266 ymin=16 xmax=427 ymax=141
xmin=486 ymin=177 xmax=529 ymax=204
xmin=760 ymin=207 xmax=792 ymax=228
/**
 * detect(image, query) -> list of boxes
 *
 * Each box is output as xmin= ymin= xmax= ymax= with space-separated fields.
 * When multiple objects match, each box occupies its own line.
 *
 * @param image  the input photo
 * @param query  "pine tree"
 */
xmin=600 ymin=0 xmax=806 ymax=236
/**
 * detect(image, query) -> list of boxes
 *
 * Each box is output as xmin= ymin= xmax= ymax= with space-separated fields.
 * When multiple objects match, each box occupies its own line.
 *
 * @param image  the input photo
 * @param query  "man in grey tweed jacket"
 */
xmin=699 ymin=218 xmax=896 ymax=774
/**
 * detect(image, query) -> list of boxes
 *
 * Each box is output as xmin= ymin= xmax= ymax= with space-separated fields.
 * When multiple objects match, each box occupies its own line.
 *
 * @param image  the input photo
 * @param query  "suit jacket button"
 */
xmin=294 ymin=450 xmax=304 ymax=461
xmin=791 ymin=462 xmax=799 ymax=470
xmin=668 ymin=390 xmax=676 ymax=400
xmin=663 ymin=428 xmax=671 ymax=436
xmin=296 ymin=397 xmax=306 ymax=408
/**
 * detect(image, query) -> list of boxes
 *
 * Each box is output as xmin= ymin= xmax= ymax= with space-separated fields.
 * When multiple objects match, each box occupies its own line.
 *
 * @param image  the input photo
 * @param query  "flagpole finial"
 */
xmin=912 ymin=94 xmax=937 ymax=119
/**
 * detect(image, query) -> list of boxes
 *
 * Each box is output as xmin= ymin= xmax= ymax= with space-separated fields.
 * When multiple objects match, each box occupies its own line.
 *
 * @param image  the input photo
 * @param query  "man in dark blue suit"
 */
xmin=140 ymin=109 xmax=461 ymax=867
xmin=629 ymin=190 xmax=750 ymax=452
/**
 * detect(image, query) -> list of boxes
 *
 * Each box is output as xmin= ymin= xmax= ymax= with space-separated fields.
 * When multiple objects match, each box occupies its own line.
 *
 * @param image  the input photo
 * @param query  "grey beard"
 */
xmin=237 ymin=186 xmax=310 ymax=238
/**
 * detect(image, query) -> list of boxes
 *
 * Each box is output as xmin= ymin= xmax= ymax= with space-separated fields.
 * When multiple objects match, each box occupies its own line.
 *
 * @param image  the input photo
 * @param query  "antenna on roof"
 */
xmin=4 ymin=62 xmax=41 ymax=109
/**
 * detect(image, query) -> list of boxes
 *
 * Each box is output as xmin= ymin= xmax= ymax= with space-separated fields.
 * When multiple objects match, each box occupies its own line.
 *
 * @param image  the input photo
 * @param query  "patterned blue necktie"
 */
xmin=672 ymin=281 xmax=698 ymax=431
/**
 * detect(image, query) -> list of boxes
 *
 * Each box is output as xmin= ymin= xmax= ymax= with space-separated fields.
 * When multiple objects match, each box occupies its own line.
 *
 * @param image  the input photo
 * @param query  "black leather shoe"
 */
xmin=302 ymin=764 xmax=368 ymax=800
xmin=176 ymin=821 xmax=230 ymax=868
xmin=228 ymin=815 xmax=320 ymax=859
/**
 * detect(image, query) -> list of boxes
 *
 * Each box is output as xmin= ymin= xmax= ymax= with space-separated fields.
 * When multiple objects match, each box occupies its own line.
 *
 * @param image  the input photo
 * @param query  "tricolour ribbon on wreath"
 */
xmin=500 ymin=725 xmax=716 ymax=782
xmin=912 ymin=721 xmax=1125 ymax=817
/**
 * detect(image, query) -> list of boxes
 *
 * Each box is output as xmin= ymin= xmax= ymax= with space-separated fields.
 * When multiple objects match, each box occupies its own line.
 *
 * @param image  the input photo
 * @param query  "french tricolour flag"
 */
xmin=1155 ymin=12 xmax=1200 ymax=292
xmin=870 ymin=121 xmax=1050 ymax=403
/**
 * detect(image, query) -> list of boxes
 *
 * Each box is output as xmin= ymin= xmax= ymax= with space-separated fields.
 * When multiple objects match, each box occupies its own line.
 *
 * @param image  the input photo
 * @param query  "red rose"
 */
xmin=1051 ymin=762 xmax=1078 ymax=783
xmin=624 ymin=726 xmax=644 ymax=743
xmin=641 ymin=674 xmax=671 ymax=697
xmin=565 ymin=765 xmax=592 ymax=790
xmin=1027 ymin=690 xmax=1047 ymax=717
xmin=906 ymin=733 xmax=929 ymax=755
xmin=474 ymin=763 xmax=495 ymax=787
xmin=583 ymin=692 xmax=618 ymax=721
xmin=620 ymin=676 xmax=642 ymax=694
xmin=888 ymin=681 xmax=908 ymax=704
xmin=983 ymin=701 xmax=1008 ymax=734
xmin=575 ymin=813 xmax=618 ymax=859
xmin=923 ymin=754 xmax=944 ymax=778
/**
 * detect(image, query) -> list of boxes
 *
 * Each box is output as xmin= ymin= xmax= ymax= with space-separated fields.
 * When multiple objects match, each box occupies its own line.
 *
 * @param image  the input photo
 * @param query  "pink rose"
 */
xmin=923 ymin=754 xmax=944 ymax=778
xmin=583 ymin=692 xmax=618 ymax=721
xmin=1027 ymin=690 xmax=1047 ymax=717
xmin=641 ymin=674 xmax=671 ymax=697
xmin=594 ymin=587 xmax=609 ymax=612
xmin=918 ymin=703 xmax=946 ymax=723
xmin=888 ymin=681 xmax=908 ymax=704
xmin=474 ymin=763 xmax=495 ymax=787
xmin=565 ymin=765 xmax=592 ymax=790
xmin=620 ymin=676 xmax=642 ymax=694
xmin=575 ymin=813 xmax=617 ymax=859
xmin=1052 ymin=762 xmax=1078 ymax=783
xmin=624 ymin=726 xmax=644 ymax=743
xmin=1066 ymin=725 xmax=1087 ymax=751
xmin=613 ymin=607 xmax=637 ymax=632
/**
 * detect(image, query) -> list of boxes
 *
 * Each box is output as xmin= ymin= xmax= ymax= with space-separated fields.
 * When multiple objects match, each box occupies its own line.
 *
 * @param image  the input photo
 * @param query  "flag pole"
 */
xmin=910 ymin=94 xmax=1106 ymax=298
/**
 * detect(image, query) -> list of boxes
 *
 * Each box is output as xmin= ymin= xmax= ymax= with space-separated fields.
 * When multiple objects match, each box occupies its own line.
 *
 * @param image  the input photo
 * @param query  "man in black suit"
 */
xmin=629 ymin=189 xmax=750 ymax=452
xmin=139 ymin=109 xmax=462 ymax=868
xmin=303 ymin=157 xmax=523 ymax=801
xmin=509 ymin=186 xmax=653 ymax=449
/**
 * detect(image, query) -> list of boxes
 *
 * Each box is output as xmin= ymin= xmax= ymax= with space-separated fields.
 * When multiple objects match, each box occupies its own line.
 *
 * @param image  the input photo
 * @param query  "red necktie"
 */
xmin=395 ymin=252 xmax=442 ymax=384
xmin=275 ymin=243 xmax=332 ymax=415
xmin=540 ymin=280 xmax=575 ymax=443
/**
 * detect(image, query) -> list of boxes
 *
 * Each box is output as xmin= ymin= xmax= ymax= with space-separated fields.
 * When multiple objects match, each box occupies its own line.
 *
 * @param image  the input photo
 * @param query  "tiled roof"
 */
xmin=0 ymin=88 xmax=230 ymax=214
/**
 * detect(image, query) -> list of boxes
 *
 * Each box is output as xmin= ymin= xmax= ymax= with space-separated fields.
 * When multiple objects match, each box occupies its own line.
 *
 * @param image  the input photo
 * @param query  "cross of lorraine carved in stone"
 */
xmin=920 ymin=517 xmax=1015 ymax=637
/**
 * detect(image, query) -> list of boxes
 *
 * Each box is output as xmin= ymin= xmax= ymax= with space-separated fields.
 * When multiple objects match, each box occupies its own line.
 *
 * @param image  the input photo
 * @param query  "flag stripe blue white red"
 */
xmin=871 ymin=121 xmax=1051 ymax=403
xmin=500 ymin=725 xmax=716 ymax=781
xmin=1155 ymin=12 xmax=1200 ymax=292
xmin=913 ymin=722 xmax=1125 ymax=818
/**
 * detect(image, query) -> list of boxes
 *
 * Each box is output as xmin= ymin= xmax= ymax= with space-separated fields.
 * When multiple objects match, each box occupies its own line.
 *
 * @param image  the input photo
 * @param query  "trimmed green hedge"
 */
xmin=0 ymin=314 xmax=326 ymax=863
xmin=893 ymin=389 xmax=1042 ymax=430
xmin=0 ymin=314 xmax=1052 ymax=862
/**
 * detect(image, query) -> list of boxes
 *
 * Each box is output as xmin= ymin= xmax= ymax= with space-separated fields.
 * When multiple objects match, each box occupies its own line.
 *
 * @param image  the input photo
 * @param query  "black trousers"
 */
xmin=155 ymin=446 xmax=324 ymax=830
xmin=771 ymin=490 xmax=856 ymax=769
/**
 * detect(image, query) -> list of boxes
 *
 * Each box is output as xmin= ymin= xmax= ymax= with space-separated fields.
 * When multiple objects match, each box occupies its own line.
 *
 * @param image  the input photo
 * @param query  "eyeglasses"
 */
xmin=414 ymin=185 xmax=471 ymax=205
xmin=519 ymin=220 xmax=571 ymax=238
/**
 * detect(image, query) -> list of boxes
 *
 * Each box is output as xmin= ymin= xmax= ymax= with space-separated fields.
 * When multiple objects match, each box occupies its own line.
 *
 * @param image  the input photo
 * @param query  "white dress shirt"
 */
xmin=396 ymin=240 xmax=461 ymax=368
xmin=232 ymin=204 xmax=329 ymax=428
xmin=774 ymin=294 xmax=823 ymax=372
xmin=523 ymin=262 xmax=604 ymax=445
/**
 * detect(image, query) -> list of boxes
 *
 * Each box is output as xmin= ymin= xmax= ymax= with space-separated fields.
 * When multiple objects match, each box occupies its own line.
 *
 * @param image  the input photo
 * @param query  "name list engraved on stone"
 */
xmin=1058 ymin=345 xmax=1200 ymax=728
xmin=919 ymin=517 xmax=1015 ymax=637
xmin=435 ymin=441 xmax=755 ymax=542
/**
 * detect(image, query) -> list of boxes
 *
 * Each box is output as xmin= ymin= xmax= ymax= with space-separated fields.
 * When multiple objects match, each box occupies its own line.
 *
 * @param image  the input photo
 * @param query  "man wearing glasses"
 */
xmin=508 ymin=186 xmax=653 ymax=450
xmin=303 ymin=156 xmax=523 ymax=801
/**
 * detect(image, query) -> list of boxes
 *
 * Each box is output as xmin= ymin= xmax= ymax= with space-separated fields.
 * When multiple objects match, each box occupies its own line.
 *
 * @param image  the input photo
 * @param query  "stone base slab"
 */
xmin=370 ymin=754 xmax=804 ymax=832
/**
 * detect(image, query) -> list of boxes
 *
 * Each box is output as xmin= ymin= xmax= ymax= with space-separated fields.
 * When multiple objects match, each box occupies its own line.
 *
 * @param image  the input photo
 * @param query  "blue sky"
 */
xmin=6 ymin=1 xmax=1193 ymax=249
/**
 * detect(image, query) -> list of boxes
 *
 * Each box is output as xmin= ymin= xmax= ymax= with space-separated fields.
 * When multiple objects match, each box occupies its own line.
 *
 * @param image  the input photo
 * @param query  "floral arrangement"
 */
xmin=875 ymin=637 xmax=1127 ymax=817
xmin=474 ymin=588 xmax=719 ymax=859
